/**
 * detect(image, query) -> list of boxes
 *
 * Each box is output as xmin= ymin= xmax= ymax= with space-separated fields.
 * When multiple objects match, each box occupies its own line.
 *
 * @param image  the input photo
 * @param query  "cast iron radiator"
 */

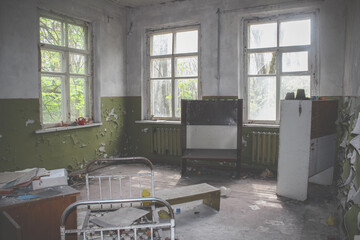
xmin=151 ymin=127 xmax=181 ymax=156
xmin=251 ymin=131 xmax=279 ymax=166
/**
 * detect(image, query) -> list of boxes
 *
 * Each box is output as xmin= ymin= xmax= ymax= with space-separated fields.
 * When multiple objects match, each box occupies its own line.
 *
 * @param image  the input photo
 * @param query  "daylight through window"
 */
xmin=148 ymin=27 xmax=199 ymax=119
xmin=39 ymin=13 xmax=92 ymax=126
xmin=244 ymin=15 xmax=315 ymax=123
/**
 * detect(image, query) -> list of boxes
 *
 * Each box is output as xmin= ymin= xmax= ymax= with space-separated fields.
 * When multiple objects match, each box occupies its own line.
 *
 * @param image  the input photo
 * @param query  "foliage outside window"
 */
xmin=244 ymin=14 xmax=316 ymax=123
xmin=148 ymin=27 xmax=199 ymax=120
xmin=39 ymin=12 xmax=92 ymax=126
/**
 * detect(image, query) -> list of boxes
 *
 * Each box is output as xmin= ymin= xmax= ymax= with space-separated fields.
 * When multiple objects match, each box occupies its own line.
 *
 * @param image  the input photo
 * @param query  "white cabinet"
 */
xmin=276 ymin=100 xmax=338 ymax=201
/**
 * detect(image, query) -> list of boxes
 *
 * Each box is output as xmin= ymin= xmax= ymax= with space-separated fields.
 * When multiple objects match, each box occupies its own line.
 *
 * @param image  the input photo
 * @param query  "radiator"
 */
xmin=251 ymin=131 xmax=279 ymax=166
xmin=151 ymin=127 xmax=181 ymax=156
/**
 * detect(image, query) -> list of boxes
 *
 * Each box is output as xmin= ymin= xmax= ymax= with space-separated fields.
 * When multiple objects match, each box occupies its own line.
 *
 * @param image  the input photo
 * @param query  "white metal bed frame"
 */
xmin=60 ymin=157 xmax=175 ymax=240
xmin=60 ymin=198 xmax=175 ymax=240
xmin=85 ymin=157 xmax=155 ymax=201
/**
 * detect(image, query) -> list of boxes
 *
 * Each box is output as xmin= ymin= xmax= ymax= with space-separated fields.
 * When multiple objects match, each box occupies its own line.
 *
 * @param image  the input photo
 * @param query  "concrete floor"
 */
xmin=72 ymin=164 xmax=339 ymax=240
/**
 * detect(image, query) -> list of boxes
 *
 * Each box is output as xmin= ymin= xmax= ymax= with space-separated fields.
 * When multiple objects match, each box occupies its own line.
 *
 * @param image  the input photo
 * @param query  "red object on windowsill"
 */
xmin=77 ymin=117 xmax=86 ymax=125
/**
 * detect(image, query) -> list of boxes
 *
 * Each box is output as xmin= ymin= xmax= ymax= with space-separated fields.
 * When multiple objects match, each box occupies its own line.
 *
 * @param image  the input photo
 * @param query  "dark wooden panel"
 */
xmin=184 ymin=100 xmax=241 ymax=125
xmin=311 ymin=100 xmax=338 ymax=139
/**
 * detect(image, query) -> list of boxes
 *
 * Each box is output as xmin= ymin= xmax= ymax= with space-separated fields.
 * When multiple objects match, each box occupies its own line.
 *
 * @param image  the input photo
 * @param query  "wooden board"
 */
xmin=155 ymin=183 xmax=220 ymax=211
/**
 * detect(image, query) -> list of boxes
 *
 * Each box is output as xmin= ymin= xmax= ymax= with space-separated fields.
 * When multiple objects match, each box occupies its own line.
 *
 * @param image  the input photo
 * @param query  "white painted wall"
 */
xmin=126 ymin=0 xmax=347 ymax=99
xmin=343 ymin=0 xmax=360 ymax=96
xmin=0 ymin=0 xmax=127 ymax=99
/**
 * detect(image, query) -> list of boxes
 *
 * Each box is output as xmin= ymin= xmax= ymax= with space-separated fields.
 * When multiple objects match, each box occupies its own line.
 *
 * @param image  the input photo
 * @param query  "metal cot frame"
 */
xmin=60 ymin=198 xmax=175 ymax=240
xmin=60 ymin=157 xmax=175 ymax=240
xmin=85 ymin=157 xmax=155 ymax=201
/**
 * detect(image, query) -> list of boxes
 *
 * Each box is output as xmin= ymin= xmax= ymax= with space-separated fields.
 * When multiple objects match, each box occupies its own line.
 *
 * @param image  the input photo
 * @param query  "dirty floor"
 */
xmin=72 ymin=164 xmax=339 ymax=240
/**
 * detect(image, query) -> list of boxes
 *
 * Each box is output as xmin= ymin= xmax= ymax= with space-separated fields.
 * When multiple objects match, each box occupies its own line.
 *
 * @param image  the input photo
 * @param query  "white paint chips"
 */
xmin=25 ymin=119 xmax=35 ymax=126
xmin=106 ymin=108 xmax=119 ymax=121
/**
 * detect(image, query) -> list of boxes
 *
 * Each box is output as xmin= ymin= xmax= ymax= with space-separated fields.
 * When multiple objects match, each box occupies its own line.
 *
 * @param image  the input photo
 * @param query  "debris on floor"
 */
xmin=158 ymin=209 xmax=171 ymax=219
xmin=249 ymin=204 xmax=260 ymax=210
xmin=260 ymin=168 xmax=274 ymax=178
xmin=326 ymin=215 xmax=335 ymax=226
xmin=220 ymin=186 xmax=231 ymax=197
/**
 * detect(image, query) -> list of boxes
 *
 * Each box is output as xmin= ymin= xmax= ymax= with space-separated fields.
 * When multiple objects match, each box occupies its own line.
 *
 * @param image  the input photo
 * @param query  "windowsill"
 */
xmin=135 ymin=120 xmax=181 ymax=125
xmin=135 ymin=121 xmax=279 ymax=128
xmin=243 ymin=123 xmax=279 ymax=128
xmin=35 ymin=122 xmax=103 ymax=134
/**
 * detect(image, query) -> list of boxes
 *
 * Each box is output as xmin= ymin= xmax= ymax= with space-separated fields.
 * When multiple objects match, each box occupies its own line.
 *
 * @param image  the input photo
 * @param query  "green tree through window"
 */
xmin=39 ymin=13 xmax=91 ymax=126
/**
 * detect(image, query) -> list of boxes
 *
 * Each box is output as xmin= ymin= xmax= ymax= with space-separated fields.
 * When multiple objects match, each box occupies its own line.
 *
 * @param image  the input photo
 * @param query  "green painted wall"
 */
xmin=0 ymin=97 xmax=128 ymax=172
xmin=0 ymin=96 xmax=281 ymax=173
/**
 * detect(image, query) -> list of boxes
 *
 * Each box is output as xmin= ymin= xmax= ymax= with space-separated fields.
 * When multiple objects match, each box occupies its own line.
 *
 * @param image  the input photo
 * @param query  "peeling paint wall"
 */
xmin=337 ymin=97 xmax=360 ymax=239
xmin=0 ymin=97 xmax=128 ymax=171
xmin=0 ymin=0 xmax=128 ymax=171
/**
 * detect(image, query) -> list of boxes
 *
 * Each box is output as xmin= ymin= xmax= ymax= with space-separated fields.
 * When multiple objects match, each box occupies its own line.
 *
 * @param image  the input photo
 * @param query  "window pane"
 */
xmin=40 ymin=17 xmax=63 ymax=46
xmin=151 ymin=33 xmax=172 ymax=56
xmin=249 ymin=23 xmax=277 ymax=49
xmin=280 ymin=19 xmax=311 ymax=47
xmin=70 ymin=77 xmax=86 ymax=119
xmin=150 ymin=58 xmax=171 ymax=78
xmin=175 ymin=30 xmax=198 ymax=54
xmin=280 ymin=76 xmax=310 ymax=99
xmin=175 ymin=79 xmax=198 ymax=117
xmin=41 ymin=50 xmax=63 ymax=72
xmin=68 ymin=24 xmax=86 ymax=50
xmin=175 ymin=56 xmax=198 ymax=77
xmin=282 ymin=51 xmax=308 ymax=72
xmin=70 ymin=53 xmax=86 ymax=74
xmin=150 ymin=80 xmax=172 ymax=117
xmin=248 ymin=77 xmax=276 ymax=121
xmin=248 ymin=52 xmax=276 ymax=75
xmin=41 ymin=76 xmax=62 ymax=123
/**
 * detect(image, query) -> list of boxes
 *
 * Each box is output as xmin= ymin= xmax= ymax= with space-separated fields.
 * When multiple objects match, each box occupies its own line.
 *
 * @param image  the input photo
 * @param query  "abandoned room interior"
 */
xmin=1 ymin=0 xmax=360 ymax=239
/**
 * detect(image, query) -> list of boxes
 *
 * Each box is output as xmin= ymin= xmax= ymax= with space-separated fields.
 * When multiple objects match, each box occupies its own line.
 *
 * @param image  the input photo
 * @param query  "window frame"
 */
xmin=242 ymin=12 xmax=318 ymax=124
xmin=145 ymin=25 xmax=201 ymax=121
xmin=38 ymin=10 xmax=93 ymax=128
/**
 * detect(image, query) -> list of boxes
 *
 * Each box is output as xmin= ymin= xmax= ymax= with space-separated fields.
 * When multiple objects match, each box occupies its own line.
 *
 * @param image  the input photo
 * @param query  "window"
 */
xmin=147 ymin=27 xmax=199 ymax=120
xmin=39 ymin=12 xmax=92 ymax=127
xmin=244 ymin=14 xmax=316 ymax=123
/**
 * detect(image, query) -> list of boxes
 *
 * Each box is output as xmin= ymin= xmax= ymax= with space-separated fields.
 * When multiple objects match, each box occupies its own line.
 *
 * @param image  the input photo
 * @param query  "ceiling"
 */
xmin=109 ymin=0 xmax=184 ymax=8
